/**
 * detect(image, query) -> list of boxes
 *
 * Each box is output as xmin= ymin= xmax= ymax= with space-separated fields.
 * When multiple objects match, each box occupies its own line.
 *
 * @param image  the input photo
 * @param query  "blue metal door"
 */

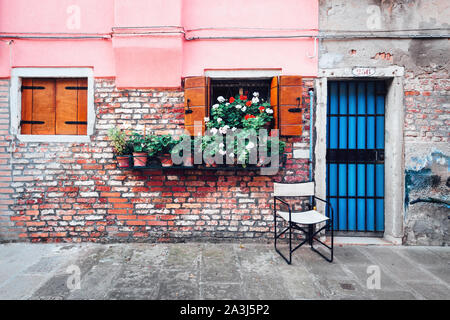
xmin=326 ymin=81 xmax=385 ymax=234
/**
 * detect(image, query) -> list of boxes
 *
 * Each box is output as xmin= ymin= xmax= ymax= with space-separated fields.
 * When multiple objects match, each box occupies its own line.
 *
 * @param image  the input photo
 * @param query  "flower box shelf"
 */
xmin=114 ymin=155 xmax=287 ymax=173
xmin=132 ymin=164 xmax=277 ymax=171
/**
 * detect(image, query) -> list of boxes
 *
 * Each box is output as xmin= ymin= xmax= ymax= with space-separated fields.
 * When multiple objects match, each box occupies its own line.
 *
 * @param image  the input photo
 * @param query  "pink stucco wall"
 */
xmin=0 ymin=0 xmax=318 ymax=86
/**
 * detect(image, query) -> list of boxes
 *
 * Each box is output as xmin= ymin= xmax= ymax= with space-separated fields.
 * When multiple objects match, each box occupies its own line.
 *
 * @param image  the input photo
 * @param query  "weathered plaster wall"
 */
xmin=319 ymin=0 xmax=449 ymax=245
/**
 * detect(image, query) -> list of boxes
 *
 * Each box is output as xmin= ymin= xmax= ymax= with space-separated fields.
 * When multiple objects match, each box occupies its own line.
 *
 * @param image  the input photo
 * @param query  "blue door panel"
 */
xmin=326 ymin=80 xmax=385 ymax=233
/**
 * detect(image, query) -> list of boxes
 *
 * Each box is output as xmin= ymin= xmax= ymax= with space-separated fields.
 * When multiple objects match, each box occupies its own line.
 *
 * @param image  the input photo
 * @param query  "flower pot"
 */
xmin=133 ymin=152 xmax=148 ymax=167
xmin=262 ymin=120 xmax=273 ymax=131
xmin=183 ymin=154 xmax=194 ymax=167
xmin=116 ymin=155 xmax=131 ymax=168
xmin=160 ymin=153 xmax=173 ymax=167
xmin=257 ymin=155 xmax=267 ymax=167
xmin=148 ymin=156 xmax=161 ymax=166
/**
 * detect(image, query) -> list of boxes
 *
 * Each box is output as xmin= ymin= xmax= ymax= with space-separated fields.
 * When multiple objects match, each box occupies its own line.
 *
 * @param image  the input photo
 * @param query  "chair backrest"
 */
xmin=274 ymin=182 xmax=315 ymax=197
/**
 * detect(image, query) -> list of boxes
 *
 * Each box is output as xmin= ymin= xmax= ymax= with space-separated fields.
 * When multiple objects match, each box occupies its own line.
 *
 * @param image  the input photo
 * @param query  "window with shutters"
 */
xmin=184 ymin=76 xmax=304 ymax=136
xmin=20 ymin=78 xmax=87 ymax=135
xmin=10 ymin=68 xmax=94 ymax=143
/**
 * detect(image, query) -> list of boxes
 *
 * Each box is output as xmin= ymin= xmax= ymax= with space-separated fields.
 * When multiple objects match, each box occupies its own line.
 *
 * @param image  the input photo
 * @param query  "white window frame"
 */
xmin=204 ymin=69 xmax=281 ymax=79
xmin=10 ymin=67 xmax=95 ymax=143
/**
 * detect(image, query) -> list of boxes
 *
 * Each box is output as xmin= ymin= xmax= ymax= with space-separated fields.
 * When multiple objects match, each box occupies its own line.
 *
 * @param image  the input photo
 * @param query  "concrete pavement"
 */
xmin=0 ymin=242 xmax=448 ymax=300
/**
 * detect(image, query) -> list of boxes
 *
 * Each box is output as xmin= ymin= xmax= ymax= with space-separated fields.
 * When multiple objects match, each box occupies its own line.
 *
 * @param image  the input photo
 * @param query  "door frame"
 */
xmin=315 ymin=66 xmax=405 ymax=244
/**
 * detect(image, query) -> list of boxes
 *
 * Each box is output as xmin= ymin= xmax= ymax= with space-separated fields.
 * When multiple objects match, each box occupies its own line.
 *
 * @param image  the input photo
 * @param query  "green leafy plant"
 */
xmin=144 ymin=135 xmax=163 ymax=157
xmin=143 ymin=134 xmax=180 ymax=157
xmin=202 ymin=92 xmax=283 ymax=167
xmin=108 ymin=127 xmax=132 ymax=156
xmin=130 ymin=132 xmax=147 ymax=153
xmin=206 ymin=92 xmax=274 ymax=132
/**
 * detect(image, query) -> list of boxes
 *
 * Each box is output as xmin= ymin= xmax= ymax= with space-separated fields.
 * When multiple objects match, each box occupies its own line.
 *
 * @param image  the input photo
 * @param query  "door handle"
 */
xmin=288 ymin=97 xmax=302 ymax=113
xmin=185 ymin=99 xmax=193 ymax=114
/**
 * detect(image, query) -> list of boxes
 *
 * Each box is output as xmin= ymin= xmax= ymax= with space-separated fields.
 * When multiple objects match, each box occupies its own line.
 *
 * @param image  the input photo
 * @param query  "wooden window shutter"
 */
xmin=56 ymin=79 xmax=78 ymax=135
xmin=76 ymin=78 xmax=88 ymax=135
xmin=20 ymin=78 xmax=33 ymax=134
xmin=20 ymin=78 xmax=87 ymax=136
xmin=55 ymin=78 xmax=87 ymax=135
xmin=184 ymin=76 xmax=208 ymax=136
xmin=278 ymin=76 xmax=303 ymax=136
xmin=270 ymin=76 xmax=279 ymax=130
xmin=20 ymin=78 xmax=56 ymax=135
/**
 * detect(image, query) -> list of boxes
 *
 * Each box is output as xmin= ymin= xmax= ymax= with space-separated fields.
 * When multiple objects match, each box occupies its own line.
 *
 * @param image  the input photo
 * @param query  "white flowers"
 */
xmin=253 ymin=92 xmax=259 ymax=97
xmin=212 ymin=104 xmax=219 ymax=109
xmin=210 ymin=128 xmax=218 ymax=135
xmin=246 ymin=142 xmax=255 ymax=150
xmin=204 ymin=117 xmax=210 ymax=122
xmin=235 ymin=104 xmax=242 ymax=109
xmin=241 ymin=106 xmax=247 ymax=112
xmin=217 ymin=96 xmax=225 ymax=103
xmin=218 ymin=125 xmax=229 ymax=134
xmin=231 ymin=127 xmax=237 ymax=132
xmin=218 ymin=142 xmax=226 ymax=155
xmin=265 ymin=108 xmax=273 ymax=114
xmin=217 ymin=117 xmax=223 ymax=123
xmin=252 ymin=97 xmax=259 ymax=104
xmin=225 ymin=103 xmax=230 ymax=106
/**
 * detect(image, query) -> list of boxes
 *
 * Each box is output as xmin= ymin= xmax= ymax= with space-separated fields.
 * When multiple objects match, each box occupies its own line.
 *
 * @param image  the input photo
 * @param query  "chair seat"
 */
xmin=278 ymin=210 xmax=329 ymax=225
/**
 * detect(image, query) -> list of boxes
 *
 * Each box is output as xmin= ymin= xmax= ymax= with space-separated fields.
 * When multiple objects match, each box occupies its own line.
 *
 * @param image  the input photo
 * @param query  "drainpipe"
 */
xmin=308 ymin=88 xmax=315 ymax=214
xmin=308 ymin=88 xmax=314 ymax=182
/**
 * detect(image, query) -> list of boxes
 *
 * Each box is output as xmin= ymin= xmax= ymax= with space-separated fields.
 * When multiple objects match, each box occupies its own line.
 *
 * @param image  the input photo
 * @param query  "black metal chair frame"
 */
xmin=274 ymin=194 xmax=334 ymax=264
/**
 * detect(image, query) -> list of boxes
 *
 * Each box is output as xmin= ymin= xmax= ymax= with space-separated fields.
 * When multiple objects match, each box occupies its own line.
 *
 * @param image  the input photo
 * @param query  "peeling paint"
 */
xmin=407 ymin=150 xmax=449 ymax=171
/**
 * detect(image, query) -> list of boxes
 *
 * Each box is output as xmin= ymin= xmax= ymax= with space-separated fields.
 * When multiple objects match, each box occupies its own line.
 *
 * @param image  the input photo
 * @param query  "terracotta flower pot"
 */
xmin=133 ymin=152 xmax=147 ymax=167
xmin=160 ymin=153 xmax=173 ymax=167
xmin=204 ymin=158 xmax=214 ymax=167
xmin=263 ymin=120 xmax=273 ymax=131
xmin=183 ymin=154 xmax=194 ymax=167
xmin=257 ymin=155 xmax=267 ymax=167
xmin=116 ymin=155 xmax=131 ymax=168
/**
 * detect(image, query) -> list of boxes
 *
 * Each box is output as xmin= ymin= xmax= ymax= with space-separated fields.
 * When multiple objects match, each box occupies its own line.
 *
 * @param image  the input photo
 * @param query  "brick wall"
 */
xmin=404 ymin=69 xmax=449 ymax=144
xmin=403 ymin=68 xmax=449 ymax=245
xmin=2 ymin=78 xmax=313 ymax=243
xmin=0 ymin=79 xmax=18 ymax=241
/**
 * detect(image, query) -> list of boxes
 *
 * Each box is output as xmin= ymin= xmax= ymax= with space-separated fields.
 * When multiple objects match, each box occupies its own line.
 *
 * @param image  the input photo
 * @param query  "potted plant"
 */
xmin=144 ymin=134 xmax=163 ymax=166
xmin=130 ymin=132 xmax=148 ymax=167
xmin=171 ymin=134 xmax=194 ymax=167
xmin=108 ymin=127 xmax=133 ymax=168
xmin=158 ymin=135 xmax=177 ymax=167
xmin=203 ymin=91 xmax=282 ymax=168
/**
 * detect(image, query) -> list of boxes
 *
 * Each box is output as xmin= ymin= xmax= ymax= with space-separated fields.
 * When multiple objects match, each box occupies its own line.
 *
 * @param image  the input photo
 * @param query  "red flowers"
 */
xmin=240 ymin=95 xmax=247 ymax=101
xmin=246 ymin=100 xmax=252 ymax=107
xmin=259 ymin=106 xmax=265 ymax=112
xmin=244 ymin=114 xmax=256 ymax=120
xmin=229 ymin=97 xmax=235 ymax=103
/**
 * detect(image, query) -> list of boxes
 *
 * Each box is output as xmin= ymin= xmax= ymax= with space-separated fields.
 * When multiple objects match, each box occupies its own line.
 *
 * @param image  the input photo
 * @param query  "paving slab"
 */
xmin=0 ymin=242 xmax=448 ymax=300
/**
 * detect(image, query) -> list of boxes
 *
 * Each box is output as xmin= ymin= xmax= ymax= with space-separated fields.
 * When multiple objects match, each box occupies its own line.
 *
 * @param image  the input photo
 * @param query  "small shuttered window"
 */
xmin=184 ymin=75 xmax=304 ymax=136
xmin=20 ymin=78 xmax=87 ymax=135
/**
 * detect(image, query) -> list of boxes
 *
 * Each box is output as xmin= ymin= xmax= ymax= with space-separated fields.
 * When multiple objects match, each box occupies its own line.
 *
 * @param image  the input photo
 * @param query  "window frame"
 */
xmin=203 ymin=69 xmax=282 ymax=133
xmin=10 ymin=67 xmax=94 ymax=143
